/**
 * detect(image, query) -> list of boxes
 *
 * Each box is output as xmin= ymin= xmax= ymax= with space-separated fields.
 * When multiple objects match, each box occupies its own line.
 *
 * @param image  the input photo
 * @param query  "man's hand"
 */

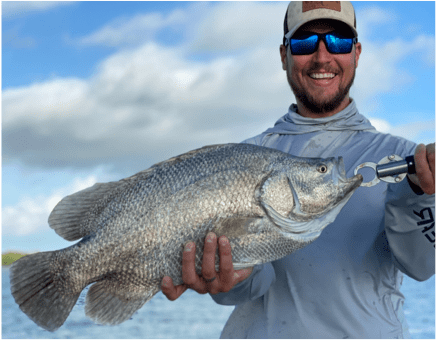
xmin=161 ymin=232 xmax=253 ymax=300
xmin=408 ymin=143 xmax=435 ymax=195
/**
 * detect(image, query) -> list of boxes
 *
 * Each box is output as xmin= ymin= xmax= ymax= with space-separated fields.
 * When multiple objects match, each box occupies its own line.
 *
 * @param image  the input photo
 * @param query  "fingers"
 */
xmin=210 ymin=235 xmax=253 ymax=294
xmin=182 ymin=241 xmax=207 ymax=294
xmin=216 ymin=236 xmax=235 ymax=293
xmin=161 ymin=240 xmax=203 ymax=302
xmin=179 ymin=233 xmax=240 ymax=295
xmin=161 ymin=276 xmax=188 ymax=301
xmin=414 ymin=143 xmax=435 ymax=195
xmin=162 ymin=233 xmax=255 ymax=301
xmin=202 ymin=233 xmax=218 ymax=282
xmin=162 ymin=240 xmax=208 ymax=301
xmin=178 ymin=233 xmax=231 ymax=295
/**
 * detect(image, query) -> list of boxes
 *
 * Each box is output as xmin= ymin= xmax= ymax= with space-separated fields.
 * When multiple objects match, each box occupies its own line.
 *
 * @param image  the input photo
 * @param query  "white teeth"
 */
xmin=309 ymin=73 xmax=335 ymax=79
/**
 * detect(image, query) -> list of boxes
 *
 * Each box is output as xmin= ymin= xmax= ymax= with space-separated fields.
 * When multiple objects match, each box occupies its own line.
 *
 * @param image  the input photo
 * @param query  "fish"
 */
xmin=10 ymin=143 xmax=363 ymax=331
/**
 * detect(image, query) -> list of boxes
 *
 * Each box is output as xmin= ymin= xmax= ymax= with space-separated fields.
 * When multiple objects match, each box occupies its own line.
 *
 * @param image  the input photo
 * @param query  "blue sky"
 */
xmin=2 ymin=1 xmax=435 ymax=253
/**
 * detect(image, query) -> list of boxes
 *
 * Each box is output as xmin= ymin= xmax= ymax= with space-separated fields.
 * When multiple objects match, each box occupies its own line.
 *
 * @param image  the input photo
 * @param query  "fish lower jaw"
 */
xmin=275 ymin=218 xmax=324 ymax=244
xmin=282 ymin=190 xmax=355 ymax=240
xmin=278 ymin=210 xmax=335 ymax=242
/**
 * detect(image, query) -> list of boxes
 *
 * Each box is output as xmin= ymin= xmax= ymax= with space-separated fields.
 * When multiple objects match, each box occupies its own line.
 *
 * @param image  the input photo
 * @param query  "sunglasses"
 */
xmin=285 ymin=32 xmax=358 ymax=55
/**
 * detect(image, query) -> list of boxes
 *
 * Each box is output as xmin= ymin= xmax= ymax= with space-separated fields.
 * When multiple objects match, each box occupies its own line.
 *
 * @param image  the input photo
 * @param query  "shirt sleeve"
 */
xmin=211 ymin=262 xmax=276 ymax=306
xmin=384 ymin=178 xmax=435 ymax=281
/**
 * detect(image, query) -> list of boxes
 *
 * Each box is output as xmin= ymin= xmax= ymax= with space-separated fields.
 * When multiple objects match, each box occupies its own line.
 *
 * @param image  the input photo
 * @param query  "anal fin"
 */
xmin=85 ymin=277 xmax=158 ymax=325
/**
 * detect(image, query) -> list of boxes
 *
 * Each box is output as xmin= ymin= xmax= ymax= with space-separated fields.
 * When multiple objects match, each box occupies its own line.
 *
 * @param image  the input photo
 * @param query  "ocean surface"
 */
xmin=2 ymin=267 xmax=434 ymax=338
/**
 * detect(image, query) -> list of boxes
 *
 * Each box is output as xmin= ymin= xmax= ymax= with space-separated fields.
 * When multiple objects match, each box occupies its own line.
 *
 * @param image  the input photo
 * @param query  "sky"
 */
xmin=2 ymin=1 xmax=435 ymax=253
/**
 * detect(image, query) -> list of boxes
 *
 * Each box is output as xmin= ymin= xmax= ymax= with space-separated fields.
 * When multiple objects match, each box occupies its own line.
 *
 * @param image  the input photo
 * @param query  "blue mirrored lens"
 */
xmin=325 ymin=34 xmax=353 ymax=53
xmin=290 ymin=35 xmax=319 ymax=55
xmin=289 ymin=33 xmax=354 ymax=55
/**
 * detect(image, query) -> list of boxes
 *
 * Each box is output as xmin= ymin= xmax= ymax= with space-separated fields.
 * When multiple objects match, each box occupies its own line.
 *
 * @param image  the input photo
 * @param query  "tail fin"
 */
xmin=10 ymin=251 xmax=81 ymax=331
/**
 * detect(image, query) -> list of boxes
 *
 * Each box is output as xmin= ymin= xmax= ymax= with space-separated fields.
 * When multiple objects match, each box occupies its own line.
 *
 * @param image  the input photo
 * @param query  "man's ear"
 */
xmin=280 ymin=45 xmax=288 ymax=71
xmin=354 ymin=42 xmax=362 ymax=68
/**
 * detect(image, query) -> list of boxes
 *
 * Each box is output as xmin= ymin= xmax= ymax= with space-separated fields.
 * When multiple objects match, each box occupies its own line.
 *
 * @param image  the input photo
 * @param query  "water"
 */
xmin=2 ymin=267 xmax=434 ymax=338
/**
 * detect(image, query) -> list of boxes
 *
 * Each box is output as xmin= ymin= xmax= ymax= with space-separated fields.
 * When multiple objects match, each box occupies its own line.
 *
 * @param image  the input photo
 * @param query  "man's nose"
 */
xmin=313 ymin=40 xmax=332 ymax=63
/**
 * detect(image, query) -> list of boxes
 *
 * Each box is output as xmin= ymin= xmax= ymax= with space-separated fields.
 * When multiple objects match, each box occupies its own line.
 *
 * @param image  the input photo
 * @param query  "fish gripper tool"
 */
xmin=354 ymin=154 xmax=416 ymax=187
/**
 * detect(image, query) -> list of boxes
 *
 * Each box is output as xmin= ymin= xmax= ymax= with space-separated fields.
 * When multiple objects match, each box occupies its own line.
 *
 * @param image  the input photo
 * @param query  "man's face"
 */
xmin=280 ymin=20 xmax=362 ymax=118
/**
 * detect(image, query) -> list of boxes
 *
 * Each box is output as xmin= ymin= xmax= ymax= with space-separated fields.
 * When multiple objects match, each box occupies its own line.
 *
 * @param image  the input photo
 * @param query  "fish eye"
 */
xmin=317 ymin=164 xmax=328 ymax=173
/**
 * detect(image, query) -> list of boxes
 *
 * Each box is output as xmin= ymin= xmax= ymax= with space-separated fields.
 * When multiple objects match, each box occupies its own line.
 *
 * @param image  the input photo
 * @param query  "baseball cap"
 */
xmin=284 ymin=1 xmax=357 ymax=42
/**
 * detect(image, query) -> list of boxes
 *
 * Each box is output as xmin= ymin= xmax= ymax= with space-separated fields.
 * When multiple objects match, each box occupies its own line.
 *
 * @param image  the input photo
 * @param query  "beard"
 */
xmin=287 ymin=67 xmax=356 ymax=115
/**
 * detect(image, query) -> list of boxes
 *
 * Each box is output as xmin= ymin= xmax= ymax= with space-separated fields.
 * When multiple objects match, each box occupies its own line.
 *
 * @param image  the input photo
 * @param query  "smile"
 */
xmin=309 ymin=73 xmax=336 ymax=79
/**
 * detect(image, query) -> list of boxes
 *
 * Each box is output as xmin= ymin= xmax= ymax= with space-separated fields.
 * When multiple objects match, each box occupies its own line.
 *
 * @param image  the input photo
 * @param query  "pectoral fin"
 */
xmin=212 ymin=216 xmax=263 ymax=239
xmin=211 ymin=216 xmax=269 ymax=270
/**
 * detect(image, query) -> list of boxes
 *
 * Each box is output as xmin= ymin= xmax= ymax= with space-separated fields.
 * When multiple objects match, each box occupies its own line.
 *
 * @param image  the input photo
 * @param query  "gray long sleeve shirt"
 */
xmin=212 ymin=100 xmax=435 ymax=338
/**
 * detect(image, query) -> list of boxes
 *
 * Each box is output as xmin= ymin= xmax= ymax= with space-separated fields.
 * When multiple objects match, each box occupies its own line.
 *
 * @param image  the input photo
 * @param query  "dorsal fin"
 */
xmin=48 ymin=181 xmax=127 ymax=241
xmin=48 ymin=166 xmax=156 ymax=241
xmin=150 ymin=144 xmax=232 ymax=168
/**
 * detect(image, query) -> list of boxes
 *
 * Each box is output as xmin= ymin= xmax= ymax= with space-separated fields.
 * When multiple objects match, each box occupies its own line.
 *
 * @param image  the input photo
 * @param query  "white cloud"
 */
xmin=369 ymin=118 xmax=392 ymax=134
xmin=2 ymin=35 xmax=290 ymax=169
xmin=413 ymin=35 xmax=435 ymax=66
xmin=190 ymin=2 xmax=286 ymax=52
xmin=2 ymin=2 xmax=434 ymax=173
xmin=73 ymin=2 xmax=286 ymax=51
xmin=78 ymin=10 xmax=187 ymax=47
xmin=352 ymin=33 xmax=434 ymax=106
xmin=3 ymin=176 xmax=98 ymax=236
xmin=2 ymin=1 xmax=74 ymax=20
xmin=358 ymin=6 xmax=396 ymax=25
xmin=355 ymin=6 xmax=396 ymax=42
xmin=369 ymin=118 xmax=435 ymax=145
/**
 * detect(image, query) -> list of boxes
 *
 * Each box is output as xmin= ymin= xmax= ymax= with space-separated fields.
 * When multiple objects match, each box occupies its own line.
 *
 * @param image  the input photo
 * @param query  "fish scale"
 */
xmin=10 ymin=143 xmax=362 ymax=331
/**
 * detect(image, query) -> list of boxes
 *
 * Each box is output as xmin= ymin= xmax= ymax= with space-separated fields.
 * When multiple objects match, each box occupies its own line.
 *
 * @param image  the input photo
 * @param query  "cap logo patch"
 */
xmin=302 ymin=1 xmax=341 ymax=13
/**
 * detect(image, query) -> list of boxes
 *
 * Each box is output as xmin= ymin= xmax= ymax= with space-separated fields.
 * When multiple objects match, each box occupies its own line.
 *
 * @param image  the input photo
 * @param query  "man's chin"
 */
xmin=290 ymin=82 xmax=355 ymax=115
xmin=304 ymin=97 xmax=345 ymax=114
xmin=292 ymin=88 xmax=347 ymax=114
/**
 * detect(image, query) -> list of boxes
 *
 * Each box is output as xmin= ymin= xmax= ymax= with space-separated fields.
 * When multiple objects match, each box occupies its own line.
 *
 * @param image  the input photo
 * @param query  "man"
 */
xmin=162 ymin=2 xmax=435 ymax=338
